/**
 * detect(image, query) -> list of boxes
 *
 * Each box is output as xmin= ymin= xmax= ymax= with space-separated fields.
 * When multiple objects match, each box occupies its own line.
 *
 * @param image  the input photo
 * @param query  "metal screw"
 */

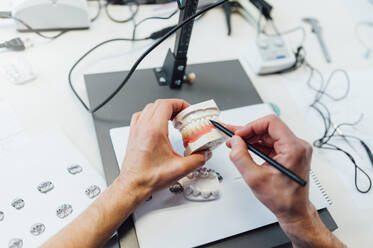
xmin=183 ymin=75 xmax=187 ymax=81
xmin=155 ymin=68 xmax=162 ymax=73
xmin=159 ymin=77 xmax=166 ymax=84
xmin=177 ymin=65 xmax=184 ymax=71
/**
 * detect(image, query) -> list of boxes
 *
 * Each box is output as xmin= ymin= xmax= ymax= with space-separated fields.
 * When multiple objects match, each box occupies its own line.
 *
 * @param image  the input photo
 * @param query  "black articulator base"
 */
xmin=85 ymin=60 xmax=337 ymax=248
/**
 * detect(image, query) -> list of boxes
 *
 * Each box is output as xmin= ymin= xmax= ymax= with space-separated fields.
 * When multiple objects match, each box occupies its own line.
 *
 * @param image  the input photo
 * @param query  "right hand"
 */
xmin=226 ymin=115 xmax=313 ymax=225
xmin=226 ymin=115 xmax=346 ymax=248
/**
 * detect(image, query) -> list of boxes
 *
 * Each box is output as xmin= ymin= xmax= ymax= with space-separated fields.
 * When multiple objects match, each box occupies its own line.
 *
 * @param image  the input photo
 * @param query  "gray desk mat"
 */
xmin=84 ymin=60 xmax=337 ymax=248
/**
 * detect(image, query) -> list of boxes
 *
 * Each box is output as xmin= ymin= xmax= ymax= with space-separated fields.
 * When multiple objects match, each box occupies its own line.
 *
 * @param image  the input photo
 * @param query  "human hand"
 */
xmin=119 ymin=99 xmax=211 ymax=202
xmin=226 ymin=115 xmax=345 ymax=247
xmin=226 ymin=114 xmax=312 ymax=223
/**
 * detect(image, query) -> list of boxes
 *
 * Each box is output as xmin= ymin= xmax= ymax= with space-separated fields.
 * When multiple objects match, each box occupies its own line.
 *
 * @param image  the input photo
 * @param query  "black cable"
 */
xmin=8 ymin=16 xmax=68 ymax=39
xmin=268 ymin=21 xmax=306 ymax=48
xmin=132 ymin=8 xmax=179 ymax=40
xmin=105 ymin=0 xmax=139 ymax=23
xmin=258 ymin=17 xmax=371 ymax=193
xmin=69 ymin=0 xmax=228 ymax=113
xmin=68 ymin=37 xmax=150 ymax=112
xmin=304 ymin=63 xmax=372 ymax=193
xmin=91 ymin=0 xmax=103 ymax=22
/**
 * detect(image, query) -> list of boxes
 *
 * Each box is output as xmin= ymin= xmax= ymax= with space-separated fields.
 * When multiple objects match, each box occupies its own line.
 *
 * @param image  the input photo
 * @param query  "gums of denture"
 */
xmin=180 ymin=113 xmax=219 ymax=149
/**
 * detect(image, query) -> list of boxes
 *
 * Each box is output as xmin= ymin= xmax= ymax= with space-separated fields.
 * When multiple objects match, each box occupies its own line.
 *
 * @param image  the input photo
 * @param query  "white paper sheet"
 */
xmin=0 ymin=129 xmax=107 ymax=247
xmin=0 ymin=101 xmax=30 ymax=157
xmin=110 ymin=104 xmax=329 ymax=248
xmin=282 ymin=70 xmax=373 ymax=209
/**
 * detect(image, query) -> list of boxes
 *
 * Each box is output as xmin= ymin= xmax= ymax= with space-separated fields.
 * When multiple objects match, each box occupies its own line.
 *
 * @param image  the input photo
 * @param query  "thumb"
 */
xmin=229 ymin=136 xmax=261 ymax=180
xmin=174 ymin=151 xmax=211 ymax=178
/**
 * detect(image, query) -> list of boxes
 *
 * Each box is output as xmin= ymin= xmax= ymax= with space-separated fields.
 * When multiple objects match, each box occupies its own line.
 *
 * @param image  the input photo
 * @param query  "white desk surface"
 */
xmin=1 ymin=0 xmax=372 ymax=246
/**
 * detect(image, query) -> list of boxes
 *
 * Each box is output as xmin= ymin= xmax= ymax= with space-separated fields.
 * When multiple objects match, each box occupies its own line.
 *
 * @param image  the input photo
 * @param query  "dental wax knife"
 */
xmin=210 ymin=120 xmax=307 ymax=187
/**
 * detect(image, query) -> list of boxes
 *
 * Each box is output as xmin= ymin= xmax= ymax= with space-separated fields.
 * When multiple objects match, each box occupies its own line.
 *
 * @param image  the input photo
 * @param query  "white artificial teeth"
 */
xmin=173 ymin=99 xmax=227 ymax=156
xmin=211 ymin=190 xmax=219 ymax=197
xmin=185 ymin=186 xmax=193 ymax=195
xmin=202 ymin=191 xmax=211 ymax=199
xmin=169 ymin=167 xmax=222 ymax=202
xmin=191 ymin=186 xmax=200 ymax=196
xmin=187 ymin=173 xmax=194 ymax=179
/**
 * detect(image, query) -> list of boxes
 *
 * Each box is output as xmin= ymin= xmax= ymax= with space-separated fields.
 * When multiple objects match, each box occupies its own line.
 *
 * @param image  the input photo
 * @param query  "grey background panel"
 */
xmin=85 ymin=60 xmax=337 ymax=248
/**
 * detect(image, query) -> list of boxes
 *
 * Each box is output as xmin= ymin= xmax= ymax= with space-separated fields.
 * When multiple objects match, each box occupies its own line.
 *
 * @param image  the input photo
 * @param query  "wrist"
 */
xmin=278 ymin=203 xmax=345 ymax=248
xmin=115 ymin=172 xmax=152 ymax=206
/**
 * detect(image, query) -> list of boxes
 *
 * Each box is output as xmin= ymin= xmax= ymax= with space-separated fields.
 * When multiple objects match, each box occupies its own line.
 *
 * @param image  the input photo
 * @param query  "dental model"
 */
xmin=170 ymin=100 xmax=226 ymax=201
xmin=173 ymin=99 xmax=226 ymax=156
xmin=170 ymin=168 xmax=223 ymax=201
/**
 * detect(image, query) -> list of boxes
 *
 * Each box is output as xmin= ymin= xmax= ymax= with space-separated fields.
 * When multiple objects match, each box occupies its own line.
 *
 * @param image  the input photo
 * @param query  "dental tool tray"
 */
xmin=84 ymin=59 xmax=337 ymax=248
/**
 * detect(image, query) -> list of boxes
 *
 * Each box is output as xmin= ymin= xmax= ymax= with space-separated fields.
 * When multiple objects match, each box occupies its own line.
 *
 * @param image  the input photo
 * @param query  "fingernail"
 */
xmin=205 ymin=151 xmax=213 ymax=161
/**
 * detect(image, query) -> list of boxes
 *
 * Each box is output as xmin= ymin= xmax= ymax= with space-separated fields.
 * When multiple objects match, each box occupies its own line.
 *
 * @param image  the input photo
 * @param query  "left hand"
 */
xmin=119 ymin=99 xmax=211 ymax=201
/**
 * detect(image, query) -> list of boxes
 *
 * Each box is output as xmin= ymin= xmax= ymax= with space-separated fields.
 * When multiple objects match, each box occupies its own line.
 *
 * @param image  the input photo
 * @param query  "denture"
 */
xmin=173 ymin=99 xmax=227 ymax=156
xmin=170 ymin=100 xmax=226 ymax=202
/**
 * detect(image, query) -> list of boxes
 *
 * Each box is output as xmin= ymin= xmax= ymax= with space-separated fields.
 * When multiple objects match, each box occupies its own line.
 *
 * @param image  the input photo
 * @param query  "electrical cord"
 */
xmin=68 ymin=36 xmax=151 ymax=112
xmin=255 ymin=13 xmax=372 ymax=193
xmin=355 ymin=21 xmax=373 ymax=58
xmin=132 ymin=8 xmax=179 ymax=40
xmin=268 ymin=21 xmax=306 ymax=48
xmin=105 ymin=0 xmax=139 ymax=23
xmin=0 ymin=12 xmax=68 ymax=39
xmin=303 ymin=63 xmax=372 ymax=193
xmin=91 ymin=0 xmax=103 ymax=22
xmin=69 ymin=0 xmax=228 ymax=113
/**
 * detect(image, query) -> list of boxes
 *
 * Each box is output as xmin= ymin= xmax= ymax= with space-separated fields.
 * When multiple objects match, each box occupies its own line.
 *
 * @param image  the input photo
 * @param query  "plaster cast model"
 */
xmin=173 ymin=99 xmax=227 ymax=156
xmin=171 ymin=100 xmax=226 ymax=201
xmin=170 ymin=167 xmax=223 ymax=201
xmin=183 ymin=168 xmax=221 ymax=201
